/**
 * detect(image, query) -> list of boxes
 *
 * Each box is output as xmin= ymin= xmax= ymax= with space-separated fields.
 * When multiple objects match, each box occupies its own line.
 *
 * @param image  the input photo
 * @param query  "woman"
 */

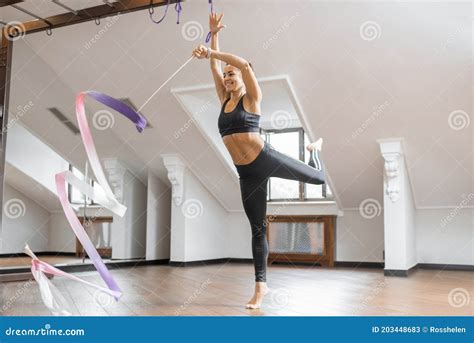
xmin=191 ymin=13 xmax=326 ymax=309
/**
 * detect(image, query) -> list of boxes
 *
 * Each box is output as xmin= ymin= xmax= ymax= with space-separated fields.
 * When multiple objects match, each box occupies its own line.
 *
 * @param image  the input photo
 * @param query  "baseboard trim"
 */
xmin=0 ymin=258 xmax=170 ymax=275
xmin=335 ymin=261 xmax=384 ymax=269
xmin=384 ymin=263 xmax=418 ymax=277
xmin=417 ymin=263 xmax=474 ymax=272
xmin=0 ymin=251 xmax=76 ymax=258
xmin=384 ymin=269 xmax=409 ymax=277
xmin=229 ymin=258 xmax=254 ymax=264
xmin=169 ymin=258 xmax=254 ymax=267
xmin=384 ymin=263 xmax=474 ymax=277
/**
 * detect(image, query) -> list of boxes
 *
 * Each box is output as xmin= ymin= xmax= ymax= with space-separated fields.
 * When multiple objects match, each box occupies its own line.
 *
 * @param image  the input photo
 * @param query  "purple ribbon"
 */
xmin=87 ymin=91 xmax=147 ymax=133
xmin=149 ymin=0 xmax=171 ymax=24
xmin=175 ymin=0 xmax=182 ymax=24
xmin=149 ymin=0 xmax=182 ymax=25
xmin=150 ymin=0 xmax=214 ymax=45
xmin=205 ymin=0 xmax=214 ymax=44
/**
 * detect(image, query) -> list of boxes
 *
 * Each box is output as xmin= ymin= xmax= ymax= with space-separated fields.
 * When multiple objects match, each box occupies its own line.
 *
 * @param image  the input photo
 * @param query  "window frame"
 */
xmin=68 ymin=164 xmax=96 ymax=206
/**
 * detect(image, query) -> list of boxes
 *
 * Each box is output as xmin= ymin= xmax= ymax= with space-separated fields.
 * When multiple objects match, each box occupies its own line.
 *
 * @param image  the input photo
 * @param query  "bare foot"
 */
xmin=306 ymin=137 xmax=323 ymax=152
xmin=246 ymin=282 xmax=269 ymax=309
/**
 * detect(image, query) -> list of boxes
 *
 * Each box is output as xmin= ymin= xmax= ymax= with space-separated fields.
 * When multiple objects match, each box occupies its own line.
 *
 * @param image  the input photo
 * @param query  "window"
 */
xmin=68 ymin=165 xmax=97 ymax=205
xmin=260 ymin=128 xmax=332 ymax=202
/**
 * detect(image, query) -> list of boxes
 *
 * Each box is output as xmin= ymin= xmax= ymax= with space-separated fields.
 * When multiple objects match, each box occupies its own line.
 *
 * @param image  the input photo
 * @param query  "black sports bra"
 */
xmin=217 ymin=95 xmax=261 ymax=137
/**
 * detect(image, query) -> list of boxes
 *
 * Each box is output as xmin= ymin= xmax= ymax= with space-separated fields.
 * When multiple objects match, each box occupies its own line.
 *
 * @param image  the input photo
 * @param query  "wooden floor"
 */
xmin=1 ymin=263 xmax=472 ymax=316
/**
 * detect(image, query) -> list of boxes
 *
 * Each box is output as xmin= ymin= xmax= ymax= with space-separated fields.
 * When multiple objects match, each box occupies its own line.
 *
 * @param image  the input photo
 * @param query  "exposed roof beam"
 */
xmin=2 ymin=0 xmax=181 ymax=36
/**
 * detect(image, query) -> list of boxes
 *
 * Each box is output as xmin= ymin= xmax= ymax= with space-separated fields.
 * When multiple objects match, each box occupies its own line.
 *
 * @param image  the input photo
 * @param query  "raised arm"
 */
xmin=209 ymin=13 xmax=227 ymax=104
xmin=208 ymin=49 xmax=262 ymax=103
xmin=193 ymin=42 xmax=262 ymax=103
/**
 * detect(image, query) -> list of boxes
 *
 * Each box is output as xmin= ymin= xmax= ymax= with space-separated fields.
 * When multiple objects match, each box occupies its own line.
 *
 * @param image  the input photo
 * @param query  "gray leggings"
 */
xmin=234 ymin=141 xmax=326 ymax=282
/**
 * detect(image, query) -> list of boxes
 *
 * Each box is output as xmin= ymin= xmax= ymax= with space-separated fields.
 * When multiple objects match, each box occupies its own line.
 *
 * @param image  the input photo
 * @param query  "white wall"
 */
xmin=146 ymin=171 xmax=171 ymax=260
xmin=1 ymin=184 xmax=50 ymax=254
xmin=416 ymin=208 xmax=473 ymax=266
xmin=336 ymin=209 xmax=385 ymax=262
xmin=170 ymin=167 xmax=229 ymax=262
xmin=6 ymin=124 xmax=69 ymax=194
xmin=48 ymin=212 xmax=76 ymax=253
xmin=183 ymin=170 xmax=229 ymax=261
xmin=226 ymin=212 xmax=252 ymax=259
xmin=111 ymin=168 xmax=147 ymax=260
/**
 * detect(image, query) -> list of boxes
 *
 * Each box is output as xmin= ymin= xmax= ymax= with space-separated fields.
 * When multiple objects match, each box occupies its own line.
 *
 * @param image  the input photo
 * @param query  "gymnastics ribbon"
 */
xmin=149 ymin=0 xmax=213 ymax=44
xmin=58 ymin=91 xmax=147 ymax=293
xmin=149 ymin=0 xmax=182 ymax=25
xmin=175 ymin=0 xmax=182 ymax=24
xmin=28 ymin=55 xmax=194 ymax=315
xmin=27 ymin=91 xmax=147 ymax=315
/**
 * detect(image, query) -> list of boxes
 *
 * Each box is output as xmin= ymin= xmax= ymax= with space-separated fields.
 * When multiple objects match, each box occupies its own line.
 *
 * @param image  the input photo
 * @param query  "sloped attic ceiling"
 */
xmin=6 ymin=0 xmax=472 ymax=210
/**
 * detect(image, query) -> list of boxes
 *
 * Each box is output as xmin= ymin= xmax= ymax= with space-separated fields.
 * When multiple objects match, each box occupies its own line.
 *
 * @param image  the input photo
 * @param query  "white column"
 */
xmin=162 ymin=154 xmax=187 ymax=262
xmin=103 ymin=158 xmax=147 ymax=260
xmin=378 ymin=138 xmax=417 ymax=275
xmin=146 ymin=170 xmax=171 ymax=260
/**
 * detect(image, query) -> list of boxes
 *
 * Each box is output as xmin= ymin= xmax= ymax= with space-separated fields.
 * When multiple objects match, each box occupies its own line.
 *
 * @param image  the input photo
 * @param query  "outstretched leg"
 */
xmin=265 ymin=138 xmax=326 ymax=184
